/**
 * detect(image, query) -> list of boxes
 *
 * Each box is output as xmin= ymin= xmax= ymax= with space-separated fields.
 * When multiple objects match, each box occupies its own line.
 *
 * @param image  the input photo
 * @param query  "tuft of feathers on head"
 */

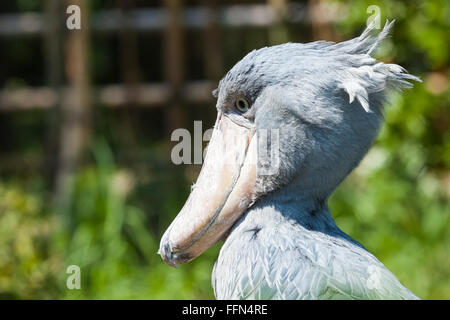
xmin=334 ymin=19 xmax=421 ymax=112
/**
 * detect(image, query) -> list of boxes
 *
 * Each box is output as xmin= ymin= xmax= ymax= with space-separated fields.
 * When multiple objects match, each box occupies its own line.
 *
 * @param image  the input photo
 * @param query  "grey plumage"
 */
xmin=211 ymin=20 xmax=420 ymax=300
xmin=213 ymin=188 xmax=419 ymax=299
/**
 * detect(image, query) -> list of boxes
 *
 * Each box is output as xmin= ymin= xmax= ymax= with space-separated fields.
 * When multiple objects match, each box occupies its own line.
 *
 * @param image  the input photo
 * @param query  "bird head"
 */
xmin=159 ymin=20 xmax=420 ymax=267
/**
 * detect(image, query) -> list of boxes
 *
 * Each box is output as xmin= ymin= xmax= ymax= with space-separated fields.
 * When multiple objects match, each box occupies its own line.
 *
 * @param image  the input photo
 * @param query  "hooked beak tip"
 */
xmin=159 ymin=115 xmax=257 ymax=267
xmin=159 ymin=242 xmax=178 ymax=268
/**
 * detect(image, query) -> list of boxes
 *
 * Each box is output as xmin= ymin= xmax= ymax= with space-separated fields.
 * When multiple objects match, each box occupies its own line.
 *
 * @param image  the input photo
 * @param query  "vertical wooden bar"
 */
xmin=43 ymin=0 xmax=62 ymax=187
xmin=202 ymin=0 xmax=223 ymax=126
xmin=308 ymin=0 xmax=334 ymax=41
xmin=118 ymin=0 xmax=140 ymax=105
xmin=267 ymin=0 xmax=290 ymax=45
xmin=203 ymin=0 xmax=223 ymax=82
xmin=44 ymin=0 xmax=62 ymax=91
xmin=163 ymin=0 xmax=185 ymax=135
xmin=54 ymin=0 xmax=91 ymax=208
xmin=117 ymin=0 xmax=140 ymax=151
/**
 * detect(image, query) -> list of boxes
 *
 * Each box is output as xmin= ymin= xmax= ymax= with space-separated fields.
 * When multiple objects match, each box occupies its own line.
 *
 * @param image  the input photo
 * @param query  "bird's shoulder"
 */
xmin=213 ymin=224 xmax=417 ymax=300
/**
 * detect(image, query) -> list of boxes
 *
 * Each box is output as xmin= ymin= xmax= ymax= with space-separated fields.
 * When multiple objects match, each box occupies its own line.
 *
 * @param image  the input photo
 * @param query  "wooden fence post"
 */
xmin=267 ymin=0 xmax=290 ymax=45
xmin=117 ymin=0 xmax=140 ymax=154
xmin=203 ymin=0 xmax=223 ymax=82
xmin=163 ymin=0 xmax=186 ymax=135
xmin=43 ymin=0 xmax=62 ymax=188
xmin=54 ymin=0 xmax=92 ymax=209
xmin=203 ymin=0 xmax=223 ymax=122
xmin=308 ymin=0 xmax=335 ymax=41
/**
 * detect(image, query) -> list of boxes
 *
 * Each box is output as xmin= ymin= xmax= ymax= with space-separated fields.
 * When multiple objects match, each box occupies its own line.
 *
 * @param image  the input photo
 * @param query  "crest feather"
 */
xmin=336 ymin=20 xmax=421 ymax=112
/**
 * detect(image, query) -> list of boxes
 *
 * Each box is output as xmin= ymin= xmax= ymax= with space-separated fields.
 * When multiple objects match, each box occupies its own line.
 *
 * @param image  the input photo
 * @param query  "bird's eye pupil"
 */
xmin=236 ymin=98 xmax=250 ymax=112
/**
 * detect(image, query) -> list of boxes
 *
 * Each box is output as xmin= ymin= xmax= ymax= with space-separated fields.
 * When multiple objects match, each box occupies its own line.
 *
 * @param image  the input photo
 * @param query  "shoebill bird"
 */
xmin=159 ymin=21 xmax=421 ymax=299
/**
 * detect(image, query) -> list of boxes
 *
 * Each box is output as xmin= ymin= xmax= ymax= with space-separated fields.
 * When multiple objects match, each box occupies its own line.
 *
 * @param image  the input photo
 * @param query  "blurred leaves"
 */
xmin=0 ymin=183 xmax=59 ymax=299
xmin=57 ymin=140 xmax=217 ymax=299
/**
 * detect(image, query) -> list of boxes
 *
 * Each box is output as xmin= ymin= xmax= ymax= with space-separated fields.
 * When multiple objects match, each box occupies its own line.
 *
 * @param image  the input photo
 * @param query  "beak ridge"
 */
xmin=159 ymin=114 xmax=257 ymax=266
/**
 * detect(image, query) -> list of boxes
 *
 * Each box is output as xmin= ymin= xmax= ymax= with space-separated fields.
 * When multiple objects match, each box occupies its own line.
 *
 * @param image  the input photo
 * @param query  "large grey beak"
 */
xmin=159 ymin=113 xmax=257 ymax=267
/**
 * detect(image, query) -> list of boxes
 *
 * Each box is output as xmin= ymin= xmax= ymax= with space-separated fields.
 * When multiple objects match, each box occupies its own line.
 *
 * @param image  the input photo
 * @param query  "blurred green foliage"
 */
xmin=0 ymin=0 xmax=448 ymax=299
xmin=0 ymin=182 xmax=59 ymax=299
xmin=56 ymin=141 xmax=218 ymax=299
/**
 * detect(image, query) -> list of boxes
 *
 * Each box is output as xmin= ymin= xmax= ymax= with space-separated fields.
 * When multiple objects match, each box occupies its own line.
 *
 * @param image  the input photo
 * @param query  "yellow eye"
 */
xmin=235 ymin=98 xmax=250 ymax=113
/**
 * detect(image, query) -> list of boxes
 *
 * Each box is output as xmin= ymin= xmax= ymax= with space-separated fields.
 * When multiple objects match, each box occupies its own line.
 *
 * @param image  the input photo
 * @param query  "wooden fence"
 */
xmin=0 ymin=0 xmax=341 ymax=110
xmin=0 ymin=0 xmax=338 ymax=203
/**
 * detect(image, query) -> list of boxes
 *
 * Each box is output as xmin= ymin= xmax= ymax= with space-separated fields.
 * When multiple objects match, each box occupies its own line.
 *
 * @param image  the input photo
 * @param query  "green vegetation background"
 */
xmin=0 ymin=0 xmax=448 ymax=299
